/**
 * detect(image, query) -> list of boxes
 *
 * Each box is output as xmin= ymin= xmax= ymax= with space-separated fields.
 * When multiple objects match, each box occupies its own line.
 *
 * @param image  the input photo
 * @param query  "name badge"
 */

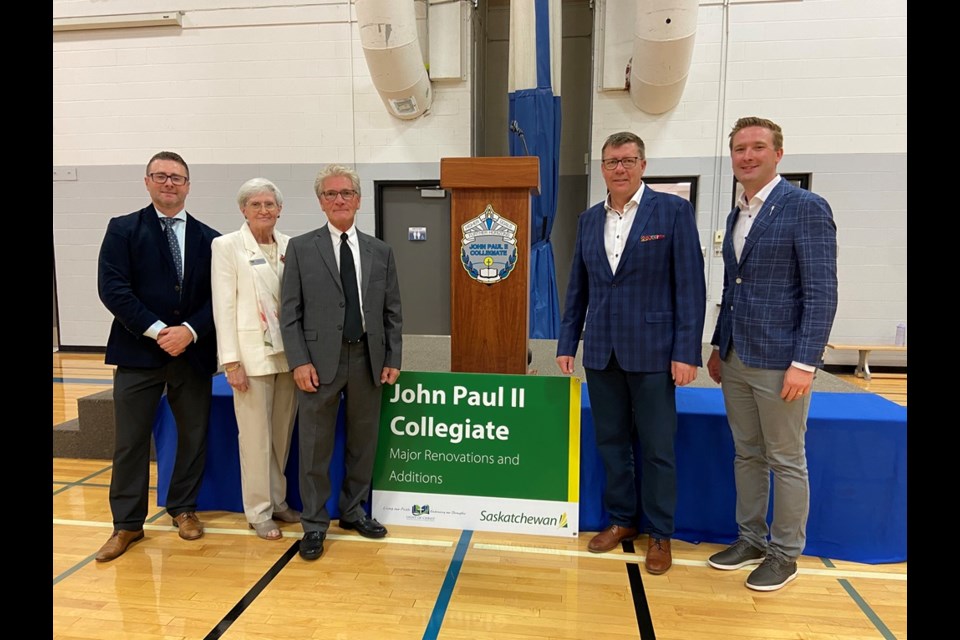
xmin=249 ymin=257 xmax=267 ymax=266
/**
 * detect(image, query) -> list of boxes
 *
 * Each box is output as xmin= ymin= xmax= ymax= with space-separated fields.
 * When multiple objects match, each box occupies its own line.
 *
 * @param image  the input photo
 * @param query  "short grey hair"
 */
xmin=314 ymin=164 xmax=361 ymax=198
xmin=601 ymin=132 xmax=646 ymax=161
xmin=236 ymin=177 xmax=284 ymax=209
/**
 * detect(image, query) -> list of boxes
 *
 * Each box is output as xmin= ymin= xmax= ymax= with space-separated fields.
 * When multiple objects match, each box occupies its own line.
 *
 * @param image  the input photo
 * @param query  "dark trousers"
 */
xmin=297 ymin=339 xmax=380 ymax=534
xmin=585 ymin=353 xmax=678 ymax=538
xmin=110 ymin=359 xmax=212 ymax=530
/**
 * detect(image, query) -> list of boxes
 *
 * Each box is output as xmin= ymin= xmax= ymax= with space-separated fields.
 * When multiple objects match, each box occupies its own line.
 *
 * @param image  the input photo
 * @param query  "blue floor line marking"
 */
xmin=423 ymin=530 xmax=473 ymax=640
xmin=820 ymin=556 xmax=836 ymax=568
xmin=54 ymin=377 xmax=113 ymax=384
xmin=838 ymin=578 xmax=897 ymax=640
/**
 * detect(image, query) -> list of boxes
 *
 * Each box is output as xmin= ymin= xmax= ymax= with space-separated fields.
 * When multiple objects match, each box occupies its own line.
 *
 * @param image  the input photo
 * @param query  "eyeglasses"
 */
xmin=600 ymin=157 xmax=641 ymax=170
xmin=148 ymin=172 xmax=189 ymax=186
xmin=245 ymin=201 xmax=278 ymax=212
xmin=320 ymin=189 xmax=359 ymax=201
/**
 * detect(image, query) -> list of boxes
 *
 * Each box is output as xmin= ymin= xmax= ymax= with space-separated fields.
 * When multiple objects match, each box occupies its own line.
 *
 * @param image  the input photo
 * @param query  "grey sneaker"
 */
xmin=746 ymin=556 xmax=798 ymax=591
xmin=707 ymin=539 xmax=765 ymax=570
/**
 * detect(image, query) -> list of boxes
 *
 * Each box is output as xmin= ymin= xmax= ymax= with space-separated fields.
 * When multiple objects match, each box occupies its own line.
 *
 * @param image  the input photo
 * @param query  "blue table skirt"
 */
xmin=154 ymin=376 xmax=906 ymax=563
xmin=579 ymin=385 xmax=907 ymax=564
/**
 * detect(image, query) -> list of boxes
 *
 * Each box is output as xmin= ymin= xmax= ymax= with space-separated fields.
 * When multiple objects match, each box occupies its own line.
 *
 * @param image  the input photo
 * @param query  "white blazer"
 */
xmin=211 ymin=222 xmax=291 ymax=377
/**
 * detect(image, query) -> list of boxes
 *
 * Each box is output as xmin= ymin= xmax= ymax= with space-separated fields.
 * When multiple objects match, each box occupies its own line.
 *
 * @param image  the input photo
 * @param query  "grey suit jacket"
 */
xmin=280 ymin=224 xmax=402 ymax=385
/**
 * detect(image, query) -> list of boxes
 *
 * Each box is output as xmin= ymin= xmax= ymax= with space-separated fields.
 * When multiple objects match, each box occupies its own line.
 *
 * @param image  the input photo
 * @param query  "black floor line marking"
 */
xmin=838 ymin=578 xmax=898 ymax=640
xmin=623 ymin=539 xmax=656 ymax=640
xmin=204 ymin=539 xmax=300 ymax=639
xmin=146 ymin=508 xmax=169 ymax=524
xmin=52 ymin=464 xmax=113 ymax=496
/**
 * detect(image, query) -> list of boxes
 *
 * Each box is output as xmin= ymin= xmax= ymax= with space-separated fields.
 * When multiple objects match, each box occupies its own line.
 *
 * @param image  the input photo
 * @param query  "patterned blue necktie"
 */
xmin=161 ymin=217 xmax=183 ymax=283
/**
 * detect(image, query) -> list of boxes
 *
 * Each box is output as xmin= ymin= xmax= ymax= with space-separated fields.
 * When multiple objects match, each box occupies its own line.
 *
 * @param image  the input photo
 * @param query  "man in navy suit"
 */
xmin=95 ymin=151 xmax=220 ymax=562
xmin=706 ymin=117 xmax=838 ymax=591
xmin=557 ymin=132 xmax=706 ymax=574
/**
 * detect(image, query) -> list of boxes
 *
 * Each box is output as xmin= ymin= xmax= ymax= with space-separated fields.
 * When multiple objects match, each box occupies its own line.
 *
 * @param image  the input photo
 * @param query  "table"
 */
xmin=826 ymin=342 xmax=907 ymax=380
xmin=579 ymin=385 xmax=907 ymax=563
xmin=154 ymin=375 xmax=331 ymax=516
xmin=154 ymin=377 xmax=906 ymax=564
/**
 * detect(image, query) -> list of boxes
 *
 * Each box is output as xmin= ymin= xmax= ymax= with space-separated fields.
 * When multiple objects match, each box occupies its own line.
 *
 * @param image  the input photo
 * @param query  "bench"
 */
xmin=825 ymin=343 xmax=907 ymax=380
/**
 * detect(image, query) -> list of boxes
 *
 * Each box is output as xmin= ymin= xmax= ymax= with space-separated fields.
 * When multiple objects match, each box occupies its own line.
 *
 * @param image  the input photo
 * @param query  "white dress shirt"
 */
xmin=733 ymin=175 xmax=780 ymax=263
xmin=603 ymin=183 xmax=645 ymax=274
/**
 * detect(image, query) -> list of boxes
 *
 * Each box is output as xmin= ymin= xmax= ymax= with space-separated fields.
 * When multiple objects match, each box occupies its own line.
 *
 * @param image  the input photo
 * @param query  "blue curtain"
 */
xmin=508 ymin=0 xmax=561 ymax=339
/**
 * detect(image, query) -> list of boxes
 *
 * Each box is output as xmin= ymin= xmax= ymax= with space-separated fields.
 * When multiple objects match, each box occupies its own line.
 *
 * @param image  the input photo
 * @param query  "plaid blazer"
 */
xmin=711 ymin=179 xmax=838 ymax=370
xmin=558 ymin=188 xmax=706 ymax=372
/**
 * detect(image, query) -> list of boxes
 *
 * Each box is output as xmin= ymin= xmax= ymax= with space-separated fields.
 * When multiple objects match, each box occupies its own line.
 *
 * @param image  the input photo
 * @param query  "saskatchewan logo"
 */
xmin=479 ymin=509 xmax=568 ymax=528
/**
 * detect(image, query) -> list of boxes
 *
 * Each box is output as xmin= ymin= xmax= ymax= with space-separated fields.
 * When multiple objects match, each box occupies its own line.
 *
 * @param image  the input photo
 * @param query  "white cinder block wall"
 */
xmin=54 ymin=0 xmax=906 ymax=368
xmin=54 ymin=0 xmax=472 ymax=348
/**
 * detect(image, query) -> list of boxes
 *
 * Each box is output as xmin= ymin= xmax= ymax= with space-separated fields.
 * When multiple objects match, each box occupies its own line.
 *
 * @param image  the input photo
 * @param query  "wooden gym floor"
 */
xmin=53 ymin=352 xmax=907 ymax=640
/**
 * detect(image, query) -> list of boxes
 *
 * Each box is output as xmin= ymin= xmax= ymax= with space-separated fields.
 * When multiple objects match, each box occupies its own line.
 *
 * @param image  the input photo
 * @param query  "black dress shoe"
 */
xmin=299 ymin=531 xmax=325 ymax=560
xmin=339 ymin=515 xmax=388 ymax=539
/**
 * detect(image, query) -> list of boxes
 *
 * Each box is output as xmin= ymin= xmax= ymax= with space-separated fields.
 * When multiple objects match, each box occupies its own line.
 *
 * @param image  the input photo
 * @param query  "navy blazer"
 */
xmin=711 ymin=179 xmax=838 ymax=370
xmin=558 ymin=187 xmax=706 ymax=372
xmin=98 ymin=204 xmax=220 ymax=375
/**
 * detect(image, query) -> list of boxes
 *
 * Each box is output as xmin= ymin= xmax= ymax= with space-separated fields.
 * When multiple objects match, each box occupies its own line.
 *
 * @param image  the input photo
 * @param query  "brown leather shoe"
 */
xmin=645 ymin=537 xmax=672 ymax=574
xmin=172 ymin=512 xmax=204 ymax=540
xmin=587 ymin=524 xmax=639 ymax=553
xmin=95 ymin=529 xmax=144 ymax=562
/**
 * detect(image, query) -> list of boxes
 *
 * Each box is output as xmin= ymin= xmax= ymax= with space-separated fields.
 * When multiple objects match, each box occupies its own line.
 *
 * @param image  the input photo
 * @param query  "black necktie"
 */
xmin=340 ymin=232 xmax=363 ymax=341
xmin=161 ymin=217 xmax=183 ymax=283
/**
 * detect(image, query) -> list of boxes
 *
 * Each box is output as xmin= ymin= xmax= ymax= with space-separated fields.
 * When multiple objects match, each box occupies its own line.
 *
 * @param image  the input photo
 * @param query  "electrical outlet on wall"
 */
xmin=713 ymin=230 xmax=723 ymax=256
xmin=53 ymin=167 xmax=77 ymax=181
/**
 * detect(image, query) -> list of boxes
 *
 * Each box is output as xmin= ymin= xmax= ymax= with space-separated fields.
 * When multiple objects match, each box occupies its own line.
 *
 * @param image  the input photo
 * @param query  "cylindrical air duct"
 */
xmin=355 ymin=0 xmax=432 ymax=120
xmin=629 ymin=0 xmax=698 ymax=115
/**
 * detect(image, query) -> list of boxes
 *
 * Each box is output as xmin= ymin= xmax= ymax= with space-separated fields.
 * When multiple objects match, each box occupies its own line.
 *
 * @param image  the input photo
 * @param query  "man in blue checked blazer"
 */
xmin=557 ymin=131 xmax=706 ymax=574
xmin=706 ymin=117 xmax=838 ymax=592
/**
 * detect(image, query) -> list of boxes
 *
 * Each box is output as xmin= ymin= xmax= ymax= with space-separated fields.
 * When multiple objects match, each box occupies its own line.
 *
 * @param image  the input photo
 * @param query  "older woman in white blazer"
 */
xmin=211 ymin=178 xmax=299 ymax=540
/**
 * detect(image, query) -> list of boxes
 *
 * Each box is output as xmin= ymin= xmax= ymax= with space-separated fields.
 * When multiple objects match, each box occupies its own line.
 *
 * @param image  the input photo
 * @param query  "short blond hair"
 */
xmin=728 ymin=117 xmax=783 ymax=151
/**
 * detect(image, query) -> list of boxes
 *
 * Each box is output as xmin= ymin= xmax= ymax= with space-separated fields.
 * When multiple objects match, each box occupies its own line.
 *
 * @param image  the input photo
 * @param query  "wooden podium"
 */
xmin=440 ymin=157 xmax=540 ymax=374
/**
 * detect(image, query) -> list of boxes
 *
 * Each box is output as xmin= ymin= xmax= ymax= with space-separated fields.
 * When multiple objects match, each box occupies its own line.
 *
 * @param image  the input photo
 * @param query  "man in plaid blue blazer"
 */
xmin=557 ymin=132 xmax=706 ymax=574
xmin=706 ymin=117 xmax=838 ymax=592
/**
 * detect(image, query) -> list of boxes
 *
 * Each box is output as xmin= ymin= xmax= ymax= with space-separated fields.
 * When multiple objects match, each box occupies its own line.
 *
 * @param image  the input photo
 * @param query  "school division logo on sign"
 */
xmin=460 ymin=204 xmax=518 ymax=284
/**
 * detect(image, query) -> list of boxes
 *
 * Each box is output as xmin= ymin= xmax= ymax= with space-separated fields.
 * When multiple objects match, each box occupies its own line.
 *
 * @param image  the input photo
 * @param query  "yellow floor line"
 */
xmin=52 ymin=518 xmax=453 ymax=547
xmin=472 ymin=542 xmax=907 ymax=581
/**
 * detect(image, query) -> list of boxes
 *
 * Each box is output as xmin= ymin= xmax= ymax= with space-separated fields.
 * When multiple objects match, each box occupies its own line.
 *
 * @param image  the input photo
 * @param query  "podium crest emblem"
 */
xmin=460 ymin=204 xmax=518 ymax=285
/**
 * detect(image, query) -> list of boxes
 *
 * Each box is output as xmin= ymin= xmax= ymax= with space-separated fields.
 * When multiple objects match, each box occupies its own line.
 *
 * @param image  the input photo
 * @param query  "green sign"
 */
xmin=372 ymin=371 xmax=581 ymax=537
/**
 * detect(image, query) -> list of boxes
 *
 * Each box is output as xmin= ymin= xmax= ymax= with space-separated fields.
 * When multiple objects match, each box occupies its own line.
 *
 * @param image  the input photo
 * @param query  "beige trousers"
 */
xmin=233 ymin=372 xmax=298 ymax=524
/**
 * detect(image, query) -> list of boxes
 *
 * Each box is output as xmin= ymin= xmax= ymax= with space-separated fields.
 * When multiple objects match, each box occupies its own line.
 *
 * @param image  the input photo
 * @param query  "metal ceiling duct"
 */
xmin=629 ymin=0 xmax=698 ymax=115
xmin=355 ymin=0 xmax=432 ymax=120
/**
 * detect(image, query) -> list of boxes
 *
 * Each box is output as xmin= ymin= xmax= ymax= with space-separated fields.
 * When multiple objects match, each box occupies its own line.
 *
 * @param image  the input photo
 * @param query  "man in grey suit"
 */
xmin=706 ymin=117 xmax=838 ymax=591
xmin=280 ymin=164 xmax=403 ymax=560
